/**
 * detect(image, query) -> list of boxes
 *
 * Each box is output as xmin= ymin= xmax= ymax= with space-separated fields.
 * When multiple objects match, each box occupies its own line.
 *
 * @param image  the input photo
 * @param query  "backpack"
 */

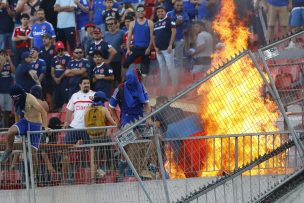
xmin=84 ymin=106 xmax=107 ymax=136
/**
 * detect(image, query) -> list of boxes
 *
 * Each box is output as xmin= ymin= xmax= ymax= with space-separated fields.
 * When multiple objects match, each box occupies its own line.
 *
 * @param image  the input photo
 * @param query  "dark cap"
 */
xmin=21 ymin=51 xmax=31 ymax=60
xmin=94 ymin=91 xmax=108 ymax=101
xmin=155 ymin=5 xmax=165 ymax=11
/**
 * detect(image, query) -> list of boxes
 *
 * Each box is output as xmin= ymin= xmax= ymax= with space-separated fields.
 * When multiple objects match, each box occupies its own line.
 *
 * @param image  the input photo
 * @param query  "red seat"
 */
xmin=123 ymin=176 xmax=137 ymax=182
xmin=0 ymin=170 xmax=23 ymax=190
xmin=75 ymin=168 xmax=92 ymax=184
xmin=99 ymin=171 xmax=117 ymax=183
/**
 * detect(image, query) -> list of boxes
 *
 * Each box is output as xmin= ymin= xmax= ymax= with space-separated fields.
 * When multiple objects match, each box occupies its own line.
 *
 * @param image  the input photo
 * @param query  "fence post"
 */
xmin=22 ymin=137 xmax=31 ymax=203
xmin=27 ymin=131 xmax=36 ymax=203
xmin=115 ymin=136 xmax=154 ymax=203
xmin=154 ymin=132 xmax=170 ymax=203
xmin=235 ymin=137 xmax=238 ymax=170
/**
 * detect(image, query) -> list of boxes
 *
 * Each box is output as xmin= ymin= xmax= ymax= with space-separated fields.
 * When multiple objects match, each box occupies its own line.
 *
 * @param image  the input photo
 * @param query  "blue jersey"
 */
xmin=154 ymin=17 xmax=176 ymax=50
xmin=167 ymin=10 xmax=190 ymax=41
xmin=183 ymin=1 xmax=198 ymax=19
xmin=92 ymin=0 xmax=120 ymax=25
xmin=87 ymin=40 xmax=112 ymax=59
xmin=102 ymin=8 xmax=120 ymax=22
xmin=293 ymin=0 xmax=304 ymax=6
xmin=29 ymin=21 xmax=56 ymax=48
xmin=109 ymin=85 xmax=149 ymax=126
xmin=92 ymin=63 xmax=114 ymax=97
xmin=267 ymin=0 xmax=289 ymax=6
xmin=67 ymin=58 xmax=90 ymax=87
xmin=51 ymin=55 xmax=71 ymax=78
xmin=75 ymin=0 xmax=90 ymax=30
xmin=15 ymin=63 xmax=36 ymax=92
xmin=0 ymin=62 xmax=14 ymax=93
xmin=133 ymin=19 xmax=150 ymax=48
xmin=31 ymin=59 xmax=46 ymax=78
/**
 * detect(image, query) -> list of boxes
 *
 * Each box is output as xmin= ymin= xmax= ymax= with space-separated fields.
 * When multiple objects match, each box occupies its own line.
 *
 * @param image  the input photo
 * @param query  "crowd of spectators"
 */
xmin=0 ymin=0 xmax=303 ymax=128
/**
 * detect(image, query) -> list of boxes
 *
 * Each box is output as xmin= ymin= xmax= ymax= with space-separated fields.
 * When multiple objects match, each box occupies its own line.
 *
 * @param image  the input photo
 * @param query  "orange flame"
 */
xmin=165 ymin=0 xmax=286 ymax=178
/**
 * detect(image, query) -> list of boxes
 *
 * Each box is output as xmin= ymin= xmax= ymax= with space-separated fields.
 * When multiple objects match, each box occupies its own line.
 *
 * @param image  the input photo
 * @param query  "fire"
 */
xmin=165 ymin=0 xmax=285 ymax=178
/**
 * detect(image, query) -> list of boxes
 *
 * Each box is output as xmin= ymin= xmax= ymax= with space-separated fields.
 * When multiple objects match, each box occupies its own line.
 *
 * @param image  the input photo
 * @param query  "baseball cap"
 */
xmin=55 ymin=41 xmax=65 ymax=49
xmin=94 ymin=91 xmax=108 ymax=101
xmin=155 ymin=5 xmax=165 ymax=11
xmin=85 ymin=23 xmax=96 ymax=30
xmin=93 ymin=27 xmax=102 ymax=34
xmin=21 ymin=51 xmax=31 ymax=59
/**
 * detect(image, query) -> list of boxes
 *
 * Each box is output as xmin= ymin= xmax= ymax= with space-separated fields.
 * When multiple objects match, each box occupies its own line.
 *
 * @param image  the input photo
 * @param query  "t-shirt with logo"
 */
xmin=66 ymin=58 xmax=90 ymax=88
xmin=75 ymin=0 xmax=90 ymax=30
xmin=92 ymin=62 xmax=114 ymax=97
xmin=31 ymin=59 xmax=47 ymax=78
xmin=167 ymin=10 xmax=190 ymax=41
xmin=12 ymin=26 xmax=31 ymax=48
xmin=91 ymin=0 xmax=120 ymax=25
xmin=40 ymin=45 xmax=56 ymax=85
xmin=15 ymin=63 xmax=36 ymax=92
xmin=29 ymin=21 xmax=56 ymax=48
xmin=87 ymin=40 xmax=112 ymax=59
xmin=51 ymin=55 xmax=71 ymax=78
xmin=153 ymin=17 xmax=176 ymax=50
xmin=102 ymin=8 xmax=120 ymax=22
xmin=0 ymin=62 xmax=14 ymax=94
xmin=67 ymin=90 xmax=95 ymax=128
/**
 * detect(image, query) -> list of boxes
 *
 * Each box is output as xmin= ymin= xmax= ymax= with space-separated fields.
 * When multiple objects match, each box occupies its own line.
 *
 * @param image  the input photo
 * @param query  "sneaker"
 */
xmin=0 ymin=150 xmax=12 ymax=162
xmin=286 ymin=41 xmax=296 ymax=49
xmin=96 ymin=168 xmax=106 ymax=177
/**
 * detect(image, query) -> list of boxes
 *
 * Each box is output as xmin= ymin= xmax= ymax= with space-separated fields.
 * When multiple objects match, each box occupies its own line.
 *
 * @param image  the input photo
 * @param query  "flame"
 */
xmin=164 ymin=0 xmax=286 ymax=178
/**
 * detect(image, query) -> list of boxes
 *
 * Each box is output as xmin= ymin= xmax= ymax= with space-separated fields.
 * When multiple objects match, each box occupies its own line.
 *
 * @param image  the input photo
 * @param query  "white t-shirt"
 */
xmin=195 ymin=31 xmax=214 ymax=58
xmin=67 ymin=90 xmax=95 ymax=128
xmin=55 ymin=0 xmax=76 ymax=28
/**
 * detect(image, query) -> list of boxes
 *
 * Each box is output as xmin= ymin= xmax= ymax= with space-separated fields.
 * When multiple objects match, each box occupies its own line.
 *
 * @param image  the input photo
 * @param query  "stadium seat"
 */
xmin=0 ymin=170 xmax=22 ymax=190
xmin=98 ymin=170 xmax=117 ymax=183
xmin=123 ymin=176 xmax=137 ymax=182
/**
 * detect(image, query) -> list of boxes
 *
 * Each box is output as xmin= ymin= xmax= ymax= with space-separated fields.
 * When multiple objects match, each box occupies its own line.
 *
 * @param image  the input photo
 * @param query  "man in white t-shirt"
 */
xmin=62 ymin=76 xmax=94 ymax=182
xmin=54 ymin=0 xmax=77 ymax=50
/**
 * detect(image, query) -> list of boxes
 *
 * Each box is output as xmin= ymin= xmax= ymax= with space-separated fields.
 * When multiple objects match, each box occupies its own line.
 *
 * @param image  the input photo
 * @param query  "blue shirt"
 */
xmin=267 ymin=0 xmax=289 ymax=6
xmin=93 ymin=63 xmax=114 ymax=97
xmin=0 ymin=62 xmax=14 ymax=93
xmin=183 ymin=1 xmax=198 ymax=20
xmin=198 ymin=0 xmax=208 ymax=20
xmin=29 ymin=21 xmax=56 ymax=48
xmin=167 ymin=9 xmax=190 ymax=41
xmin=92 ymin=0 xmax=120 ymax=25
xmin=153 ymin=17 xmax=176 ymax=50
xmin=109 ymin=84 xmax=149 ymax=126
xmin=51 ymin=55 xmax=71 ymax=78
xmin=133 ymin=19 xmax=150 ymax=48
xmin=66 ymin=58 xmax=90 ymax=87
xmin=87 ymin=40 xmax=112 ymax=59
xmin=31 ymin=59 xmax=47 ymax=78
xmin=75 ymin=0 xmax=90 ymax=30
xmin=293 ymin=0 xmax=304 ymax=7
xmin=15 ymin=63 xmax=36 ymax=92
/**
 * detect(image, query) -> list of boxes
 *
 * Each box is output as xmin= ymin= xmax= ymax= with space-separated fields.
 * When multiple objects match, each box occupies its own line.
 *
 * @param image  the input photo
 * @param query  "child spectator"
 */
xmin=92 ymin=50 xmax=115 ymax=98
xmin=64 ymin=47 xmax=90 ymax=98
xmin=12 ymin=13 xmax=31 ymax=66
xmin=102 ymin=0 xmax=120 ymax=24
xmin=50 ymin=41 xmax=71 ymax=111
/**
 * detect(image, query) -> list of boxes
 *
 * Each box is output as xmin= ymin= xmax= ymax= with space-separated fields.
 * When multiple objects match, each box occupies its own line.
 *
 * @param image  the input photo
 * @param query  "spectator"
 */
xmin=83 ymin=23 xmax=96 ymax=54
xmin=153 ymin=5 xmax=177 ymax=87
xmin=0 ymin=0 xmax=14 ymax=50
xmin=54 ymin=0 xmax=77 ymax=51
xmin=39 ymin=33 xmax=56 ymax=98
xmin=109 ymin=67 xmax=155 ymax=179
xmin=0 ymin=84 xmax=48 ymax=163
xmin=30 ymin=47 xmax=46 ymax=84
xmin=102 ymin=0 xmax=120 ymax=24
xmin=190 ymin=21 xmax=213 ymax=74
xmin=119 ymin=1 xmax=135 ymax=23
xmin=39 ymin=0 xmax=57 ymax=33
xmin=104 ymin=17 xmax=125 ymax=83
xmin=64 ymin=46 xmax=90 ymax=98
xmin=15 ymin=51 xmax=40 ymax=92
xmin=183 ymin=0 xmax=199 ymax=20
xmin=92 ymin=50 xmax=115 ymax=98
xmin=15 ymin=0 xmax=40 ymax=25
xmin=167 ymin=0 xmax=190 ymax=71
xmin=29 ymin=8 xmax=56 ymax=49
xmin=50 ymin=41 xmax=71 ymax=111
xmin=289 ymin=0 xmax=304 ymax=31
xmin=261 ymin=0 xmax=291 ymax=42
xmin=12 ymin=13 xmax=31 ymax=66
xmin=0 ymin=50 xmax=15 ymax=128
xmin=123 ymin=4 xmax=154 ymax=78
xmin=62 ymin=77 xmax=94 ymax=182
xmin=75 ymin=0 xmax=90 ymax=45
xmin=87 ymin=27 xmax=117 ymax=66
xmin=9 ymin=0 xmax=21 ymax=26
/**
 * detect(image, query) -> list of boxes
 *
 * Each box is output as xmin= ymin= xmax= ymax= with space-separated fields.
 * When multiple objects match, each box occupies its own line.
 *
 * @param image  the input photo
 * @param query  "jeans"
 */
xmin=123 ymin=46 xmax=150 ymax=75
xmin=156 ymin=49 xmax=178 ymax=86
xmin=77 ymin=29 xmax=87 ymax=46
xmin=174 ymin=40 xmax=184 ymax=70
xmin=0 ymin=33 xmax=13 ymax=50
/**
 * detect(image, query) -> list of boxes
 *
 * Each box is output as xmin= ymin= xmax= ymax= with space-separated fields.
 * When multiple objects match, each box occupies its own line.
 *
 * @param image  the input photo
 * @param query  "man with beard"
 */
xmin=0 ymin=84 xmax=48 ymax=162
xmin=29 ymin=8 xmax=56 ymax=49
xmin=62 ymin=77 xmax=94 ymax=182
